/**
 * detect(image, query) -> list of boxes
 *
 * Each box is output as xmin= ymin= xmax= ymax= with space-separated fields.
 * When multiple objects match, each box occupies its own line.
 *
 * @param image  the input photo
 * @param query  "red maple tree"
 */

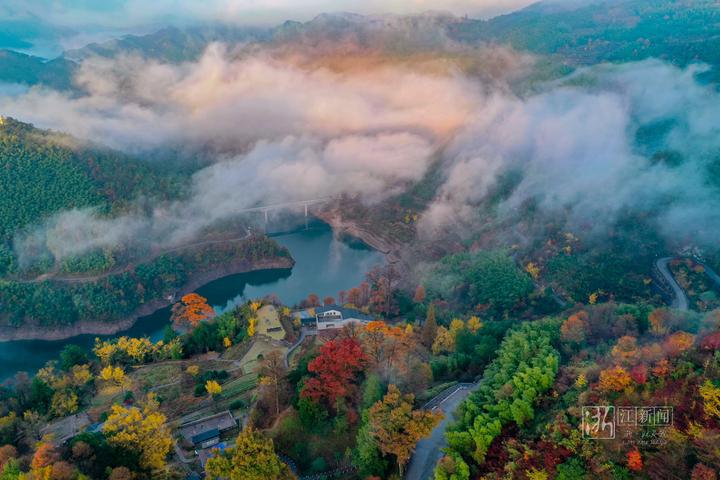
xmin=627 ymin=449 xmax=643 ymax=472
xmin=301 ymin=338 xmax=366 ymax=407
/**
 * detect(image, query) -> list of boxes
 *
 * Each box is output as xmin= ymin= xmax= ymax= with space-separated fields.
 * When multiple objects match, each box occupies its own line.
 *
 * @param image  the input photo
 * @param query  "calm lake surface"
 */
xmin=0 ymin=222 xmax=383 ymax=381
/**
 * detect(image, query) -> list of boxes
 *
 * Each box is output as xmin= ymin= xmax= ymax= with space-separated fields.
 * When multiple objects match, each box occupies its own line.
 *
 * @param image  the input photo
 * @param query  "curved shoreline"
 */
xmin=0 ymin=256 xmax=294 ymax=342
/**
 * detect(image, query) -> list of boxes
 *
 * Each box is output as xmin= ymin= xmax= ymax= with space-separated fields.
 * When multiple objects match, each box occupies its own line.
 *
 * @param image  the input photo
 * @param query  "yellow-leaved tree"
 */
xmin=205 ymin=380 xmax=222 ymax=397
xmin=205 ymin=427 xmax=295 ymax=480
xmin=248 ymin=317 xmax=257 ymax=337
xmin=466 ymin=316 xmax=483 ymax=334
xmin=103 ymin=395 xmax=172 ymax=472
xmin=50 ymin=389 xmax=79 ymax=417
xmin=368 ymin=384 xmax=443 ymax=477
xmin=431 ymin=326 xmax=454 ymax=355
xmin=699 ymin=380 xmax=720 ymax=419
xmin=100 ymin=366 xmax=126 ymax=387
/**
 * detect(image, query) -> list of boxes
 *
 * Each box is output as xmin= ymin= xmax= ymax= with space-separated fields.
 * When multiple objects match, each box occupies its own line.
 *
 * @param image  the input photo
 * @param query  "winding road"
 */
xmin=405 ymin=383 xmax=479 ymax=480
xmin=655 ymin=257 xmax=690 ymax=311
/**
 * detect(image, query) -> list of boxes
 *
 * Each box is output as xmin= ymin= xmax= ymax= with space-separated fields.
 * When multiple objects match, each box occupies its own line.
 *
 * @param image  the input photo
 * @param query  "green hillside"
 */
xmin=449 ymin=0 xmax=720 ymax=71
xmin=0 ymin=49 xmax=77 ymax=90
xmin=0 ymin=117 xmax=184 ymax=241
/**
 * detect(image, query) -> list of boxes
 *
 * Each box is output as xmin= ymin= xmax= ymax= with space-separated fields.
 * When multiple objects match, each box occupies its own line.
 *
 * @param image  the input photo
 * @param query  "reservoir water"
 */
xmin=0 ymin=222 xmax=383 ymax=381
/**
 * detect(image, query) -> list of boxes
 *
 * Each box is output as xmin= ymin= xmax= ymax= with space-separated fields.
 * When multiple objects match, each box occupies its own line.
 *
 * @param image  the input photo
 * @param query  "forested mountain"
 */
xmin=64 ymin=25 xmax=270 ymax=63
xmin=0 ymin=117 xmax=183 ymax=241
xmin=0 ymin=2 xmax=720 ymax=479
xmin=4 ymin=0 xmax=720 ymax=90
xmin=449 ymin=0 xmax=720 ymax=72
xmin=0 ymin=50 xmax=76 ymax=90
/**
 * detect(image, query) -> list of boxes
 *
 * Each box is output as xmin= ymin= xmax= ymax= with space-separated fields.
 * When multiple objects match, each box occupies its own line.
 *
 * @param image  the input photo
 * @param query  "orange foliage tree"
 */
xmin=307 ymin=294 xmax=320 ymax=307
xmin=611 ymin=336 xmax=640 ymax=364
xmin=560 ymin=311 xmax=589 ymax=344
xmin=0 ymin=445 xmax=17 ymax=470
xmin=691 ymin=463 xmax=717 ymax=480
xmin=361 ymin=321 xmax=407 ymax=370
xmin=664 ymin=331 xmax=695 ymax=357
xmin=627 ymin=449 xmax=643 ymax=472
xmin=171 ymin=293 xmax=214 ymax=329
xmin=598 ymin=366 xmax=632 ymax=392
xmin=652 ymin=359 xmax=671 ymax=377
xmin=367 ymin=384 xmax=443 ymax=477
xmin=413 ymin=285 xmax=426 ymax=303
xmin=648 ymin=308 xmax=670 ymax=336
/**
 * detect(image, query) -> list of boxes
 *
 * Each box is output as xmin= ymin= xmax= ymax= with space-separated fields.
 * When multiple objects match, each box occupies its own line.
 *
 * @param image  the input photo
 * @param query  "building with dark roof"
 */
xmin=314 ymin=305 xmax=373 ymax=331
xmin=178 ymin=410 xmax=236 ymax=450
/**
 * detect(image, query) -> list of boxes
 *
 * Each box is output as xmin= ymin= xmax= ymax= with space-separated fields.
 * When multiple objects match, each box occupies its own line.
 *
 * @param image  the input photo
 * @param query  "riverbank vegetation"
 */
xmin=0 ymin=235 xmax=291 ymax=330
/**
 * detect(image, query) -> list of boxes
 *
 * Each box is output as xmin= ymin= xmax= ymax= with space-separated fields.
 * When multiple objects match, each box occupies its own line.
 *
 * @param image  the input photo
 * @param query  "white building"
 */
xmin=314 ymin=305 xmax=373 ymax=331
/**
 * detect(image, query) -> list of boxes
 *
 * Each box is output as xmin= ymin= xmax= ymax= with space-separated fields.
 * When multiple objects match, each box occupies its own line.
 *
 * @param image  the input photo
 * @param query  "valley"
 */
xmin=1 ymin=1 xmax=720 ymax=479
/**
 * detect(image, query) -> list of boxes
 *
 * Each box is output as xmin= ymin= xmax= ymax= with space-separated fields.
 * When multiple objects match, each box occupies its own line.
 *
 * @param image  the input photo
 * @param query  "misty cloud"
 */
xmin=420 ymin=60 xmax=720 ymax=247
xmin=0 ymin=44 xmax=482 ymax=152
xmin=15 ymin=132 xmax=435 ymax=261
xmin=5 ymin=42 xmax=720 ymax=261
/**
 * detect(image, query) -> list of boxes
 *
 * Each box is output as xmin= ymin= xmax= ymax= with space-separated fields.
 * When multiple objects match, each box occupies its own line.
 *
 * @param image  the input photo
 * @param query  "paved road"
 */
xmin=284 ymin=328 xmax=312 ymax=368
xmin=405 ymin=384 xmax=478 ymax=480
xmin=656 ymin=257 xmax=689 ymax=311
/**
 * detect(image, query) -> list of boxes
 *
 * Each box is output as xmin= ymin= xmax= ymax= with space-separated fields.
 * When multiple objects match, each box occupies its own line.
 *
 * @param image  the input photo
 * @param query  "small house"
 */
xmin=178 ymin=411 xmax=236 ymax=450
xmin=314 ymin=305 xmax=372 ymax=331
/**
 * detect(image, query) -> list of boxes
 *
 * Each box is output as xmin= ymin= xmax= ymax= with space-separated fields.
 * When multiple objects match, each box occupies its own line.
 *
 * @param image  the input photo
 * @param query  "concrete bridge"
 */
xmin=237 ymin=196 xmax=335 ymax=229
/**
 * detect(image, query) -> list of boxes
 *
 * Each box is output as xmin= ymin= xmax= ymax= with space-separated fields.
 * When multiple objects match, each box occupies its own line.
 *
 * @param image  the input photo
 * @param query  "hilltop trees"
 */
xmin=94 ymin=336 xmax=182 ymax=365
xmin=205 ymin=427 xmax=295 ymax=480
xmin=699 ymin=380 xmax=720 ymax=419
xmin=443 ymin=319 xmax=560 ymax=467
xmin=424 ymin=250 xmax=534 ymax=316
xmin=367 ymin=384 xmax=442 ymax=477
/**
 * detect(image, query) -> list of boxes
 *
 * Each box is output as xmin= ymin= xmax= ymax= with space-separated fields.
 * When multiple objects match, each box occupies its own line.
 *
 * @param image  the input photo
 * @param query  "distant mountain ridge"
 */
xmin=63 ymin=24 xmax=271 ymax=63
xmin=1 ymin=0 xmax=720 ymax=90
xmin=0 ymin=49 xmax=76 ymax=90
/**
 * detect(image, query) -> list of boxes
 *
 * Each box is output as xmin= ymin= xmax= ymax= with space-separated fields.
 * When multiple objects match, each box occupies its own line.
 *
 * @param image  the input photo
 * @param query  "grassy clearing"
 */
xmin=256 ymin=305 xmax=286 ymax=341
xmin=238 ymin=339 xmax=287 ymax=374
xmin=131 ymin=363 xmax=183 ymax=390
